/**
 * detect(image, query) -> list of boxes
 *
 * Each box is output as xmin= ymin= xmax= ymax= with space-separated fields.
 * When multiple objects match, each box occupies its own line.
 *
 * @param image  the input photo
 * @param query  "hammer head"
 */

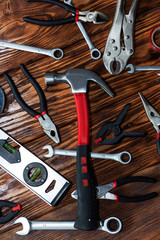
xmin=45 ymin=69 xmax=114 ymax=97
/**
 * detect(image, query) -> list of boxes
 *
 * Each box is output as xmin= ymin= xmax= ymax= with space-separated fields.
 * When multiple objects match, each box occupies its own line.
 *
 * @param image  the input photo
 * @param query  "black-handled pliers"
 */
xmin=95 ymin=103 xmax=147 ymax=145
xmin=72 ymin=176 xmax=158 ymax=202
xmin=4 ymin=64 xmax=60 ymax=144
xmin=23 ymin=0 xmax=109 ymax=26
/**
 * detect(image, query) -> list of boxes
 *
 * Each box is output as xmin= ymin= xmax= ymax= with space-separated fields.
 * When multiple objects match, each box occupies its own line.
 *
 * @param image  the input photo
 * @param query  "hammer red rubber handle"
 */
xmin=73 ymin=93 xmax=99 ymax=230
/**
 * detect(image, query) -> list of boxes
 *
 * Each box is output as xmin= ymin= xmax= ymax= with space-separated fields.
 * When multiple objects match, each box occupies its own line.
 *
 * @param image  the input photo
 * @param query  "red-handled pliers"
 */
xmin=4 ymin=64 xmax=60 ymax=144
xmin=139 ymin=92 xmax=160 ymax=155
xmin=23 ymin=0 xmax=109 ymax=26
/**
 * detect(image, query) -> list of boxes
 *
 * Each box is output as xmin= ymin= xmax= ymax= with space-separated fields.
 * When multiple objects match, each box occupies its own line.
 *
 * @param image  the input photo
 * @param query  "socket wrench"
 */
xmin=42 ymin=145 xmax=132 ymax=164
xmin=64 ymin=0 xmax=102 ymax=60
xmin=14 ymin=217 xmax=122 ymax=235
xmin=0 ymin=40 xmax=64 ymax=60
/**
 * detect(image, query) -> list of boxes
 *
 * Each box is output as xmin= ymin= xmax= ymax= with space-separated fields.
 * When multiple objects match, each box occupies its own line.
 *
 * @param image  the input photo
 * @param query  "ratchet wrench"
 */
xmin=0 ymin=40 xmax=64 ymax=60
xmin=42 ymin=145 xmax=132 ymax=164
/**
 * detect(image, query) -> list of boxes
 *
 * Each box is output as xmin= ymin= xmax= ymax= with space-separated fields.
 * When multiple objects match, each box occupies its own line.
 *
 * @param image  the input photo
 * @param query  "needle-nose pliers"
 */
xmin=4 ymin=64 xmax=60 ymax=144
xmin=139 ymin=92 xmax=160 ymax=155
xmin=23 ymin=0 xmax=109 ymax=26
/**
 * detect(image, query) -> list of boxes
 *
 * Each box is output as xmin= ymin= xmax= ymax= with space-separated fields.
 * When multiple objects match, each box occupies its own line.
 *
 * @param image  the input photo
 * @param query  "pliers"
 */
xmin=23 ymin=0 xmax=108 ymax=26
xmin=139 ymin=92 xmax=160 ymax=155
xmin=72 ymin=176 xmax=158 ymax=202
xmin=103 ymin=0 xmax=140 ymax=75
xmin=4 ymin=64 xmax=60 ymax=144
xmin=95 ymin=103 xmax=147 ymax=145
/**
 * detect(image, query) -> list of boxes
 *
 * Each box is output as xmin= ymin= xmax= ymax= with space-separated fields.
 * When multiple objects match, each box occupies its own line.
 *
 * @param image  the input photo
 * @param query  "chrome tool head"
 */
xmin=45 ymin=69 xmax=114 ymax=97
xmin=126 ymin=64 xmax=135 ymax=73
xmin=14 ymin=217 xmax=31 ymax=235
xmin=42 ymin=145 xmax=54 ymax=158
xmin=138 ymin=92 xmax=160 ymax=133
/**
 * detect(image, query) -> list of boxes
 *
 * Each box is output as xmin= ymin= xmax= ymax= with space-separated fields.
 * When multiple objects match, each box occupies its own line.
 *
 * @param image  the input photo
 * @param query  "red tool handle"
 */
xmin=73 ymin=93 xmax=99 ymax=230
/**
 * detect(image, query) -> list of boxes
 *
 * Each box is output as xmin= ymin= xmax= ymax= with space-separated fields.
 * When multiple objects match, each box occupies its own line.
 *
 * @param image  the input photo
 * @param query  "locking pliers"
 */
xmin=103 ymin=0 xmax=140 ymax=75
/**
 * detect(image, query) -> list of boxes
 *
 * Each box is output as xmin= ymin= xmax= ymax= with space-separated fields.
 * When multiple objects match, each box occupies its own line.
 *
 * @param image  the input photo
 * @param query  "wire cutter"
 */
xmin=4 ymin=64 xmax=60 ymax=144
xmin=95 ymin=103 xmax=147 ymax=145
xmin=103 ymin=0 xmax=140 ymax=75
xmin=23 ymin=0 xmax=108 ymax=26
xmin=71 ymin=176 xmax=158 ymax=202
xmin=139 ymin=92 xmax=160 ymax=155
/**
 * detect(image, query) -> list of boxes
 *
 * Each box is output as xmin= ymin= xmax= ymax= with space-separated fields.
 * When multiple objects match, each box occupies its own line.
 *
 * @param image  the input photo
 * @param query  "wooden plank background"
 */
xmin=0 ymin=0 xmax=160 ymax=239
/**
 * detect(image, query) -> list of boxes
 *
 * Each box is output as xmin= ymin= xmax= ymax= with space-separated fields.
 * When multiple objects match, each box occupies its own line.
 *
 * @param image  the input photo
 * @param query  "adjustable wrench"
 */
xmin=14 ymin=217 xmax=122 ymax=235
xmin=64 ymin=0 xmax=102 ymax=60
xmin=0 ymin=40 xmax=64 ymax=60
xmin=42 ymin=145 xmax=132 ymax=164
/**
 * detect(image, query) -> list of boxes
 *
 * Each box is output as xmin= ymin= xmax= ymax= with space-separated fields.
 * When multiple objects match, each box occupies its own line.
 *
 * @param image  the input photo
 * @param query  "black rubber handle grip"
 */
xmin=20 ymin=64 xmax=47 ymax=113
xmin=23 ymin=16 xmax=75 ymax=26
xmin=118 ymin=192 xmax=158 ymax=202
xmin=74 ymin=145 xmax=99 ymax=230
xmin=157 ymin=135 xmax=160 ymax=155
xmin=4 ymin=73 xmax=40 ymax=118
xmin=25 ymin=0 xmax=77 ymax=14
xmin=116 ymin=176 xmax=157 ymax=187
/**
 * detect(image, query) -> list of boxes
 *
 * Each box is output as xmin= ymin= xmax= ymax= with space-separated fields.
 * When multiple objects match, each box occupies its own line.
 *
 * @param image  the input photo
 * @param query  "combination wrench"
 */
xmin=0 ymin=40 xmax=64 ymax=60
xmin=126 ymin=63 xmax=160 ymax=75
xmin=14 ymin=217 xmax=122 ymax=235
xmin=43 ymin=145 xmax=132 ymax=164
xmin=64 ymin=0 xmax=102 ymax=60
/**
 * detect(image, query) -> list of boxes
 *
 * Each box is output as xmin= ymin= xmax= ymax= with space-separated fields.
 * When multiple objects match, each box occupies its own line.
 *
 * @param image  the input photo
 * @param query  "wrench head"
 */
xmin=126 ymin=64 xmax=135 ymax=73
xmin=42 ymin=145 xmax=54 ymax=158
xmin=14 ymin=217 xmax=31 ymax=235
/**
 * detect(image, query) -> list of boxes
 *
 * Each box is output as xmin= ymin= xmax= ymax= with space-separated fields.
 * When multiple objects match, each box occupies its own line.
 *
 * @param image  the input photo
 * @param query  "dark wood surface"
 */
xmin=0 ymin=0 xmax=160 ymax=239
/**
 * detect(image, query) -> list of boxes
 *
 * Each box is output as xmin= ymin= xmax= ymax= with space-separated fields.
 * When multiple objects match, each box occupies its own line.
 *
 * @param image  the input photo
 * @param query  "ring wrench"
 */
xmin=14 ymin=217 xmax=122 ymax=235
xmin=0 ymin=40 xmax=64 ymax=60
xmin=42 ymin=145 xmax=132 ymax=164
xmin=64 ymin=0 xmax=102 ymax=60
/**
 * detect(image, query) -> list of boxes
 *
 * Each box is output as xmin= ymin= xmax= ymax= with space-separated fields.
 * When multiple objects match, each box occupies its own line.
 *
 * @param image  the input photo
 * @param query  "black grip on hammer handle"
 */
xmin=74 ymin=145 xmax=99 ymax=230
xmin=157 ymin=136 xmax=160 ymax=156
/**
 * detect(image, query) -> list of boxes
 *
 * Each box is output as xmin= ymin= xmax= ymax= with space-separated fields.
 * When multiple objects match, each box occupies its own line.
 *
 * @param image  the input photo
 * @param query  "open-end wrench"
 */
xmin=64 ymin=0 xmax=102 ymax=60
xmin=0 ymin=40 xmax=64 ymax=60
xmin=14 ymin=217 xmax=122 ymax=235
xmin=42 ymin=145 xmax=132 ymax=164
xmin=126 ymin=64 xmax=160 ymax=75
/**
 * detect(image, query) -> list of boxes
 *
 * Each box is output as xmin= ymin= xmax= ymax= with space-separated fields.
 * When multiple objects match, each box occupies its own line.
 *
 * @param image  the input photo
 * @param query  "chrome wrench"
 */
xmin=42 ymin=145 xmax=132 ymax=164
xmin=14 ymin=217 xmax=122 ymax=235
xmin=64 ymin=0 xmax=102 ymax=60
xmin=126 ymin=64 xmax=160 ymax=75
xmin=0 ymin=40 xmax=64 ymax=60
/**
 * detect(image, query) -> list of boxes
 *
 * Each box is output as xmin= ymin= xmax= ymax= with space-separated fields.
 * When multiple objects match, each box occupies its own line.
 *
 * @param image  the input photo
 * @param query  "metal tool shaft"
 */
xmin=14 ymin=217 xmax=122 ymax=235
xmin=0 ymin=41 xmax=63 ymax=59
xmin=43 ymin=145 xmax=132 ymax=164
xmin=127 ymin=64 xmax=160 ymax=74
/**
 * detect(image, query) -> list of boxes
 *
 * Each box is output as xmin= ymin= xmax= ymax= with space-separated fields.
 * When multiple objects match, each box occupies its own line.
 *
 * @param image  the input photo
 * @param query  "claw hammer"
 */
xmin=45 ymin=69 xmax=114 ymax=230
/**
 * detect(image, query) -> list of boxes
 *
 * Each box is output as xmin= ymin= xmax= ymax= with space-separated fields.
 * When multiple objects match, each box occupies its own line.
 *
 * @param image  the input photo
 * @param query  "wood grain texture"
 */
xmin=0 ymin=0 xmax=160 ymax=239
